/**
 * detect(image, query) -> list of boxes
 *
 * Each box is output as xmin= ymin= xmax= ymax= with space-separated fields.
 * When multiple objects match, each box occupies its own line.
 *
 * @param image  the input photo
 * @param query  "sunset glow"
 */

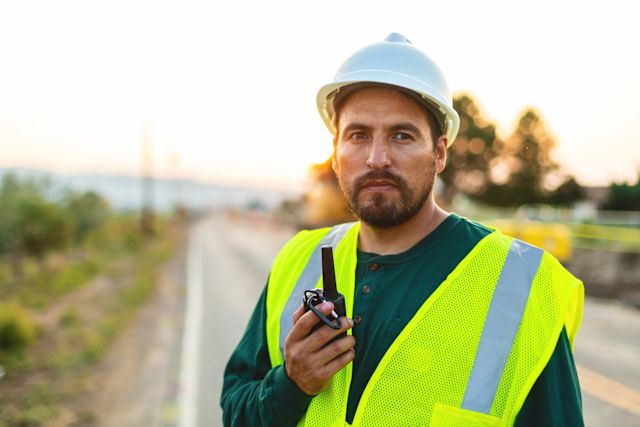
xmin=1 ymin=0 xmax=639 ymax=190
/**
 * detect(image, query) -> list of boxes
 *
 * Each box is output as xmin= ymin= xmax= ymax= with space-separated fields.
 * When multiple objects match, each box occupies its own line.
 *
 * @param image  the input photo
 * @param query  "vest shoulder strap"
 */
xmin=266 ymin=222 xmax=357 ymax=366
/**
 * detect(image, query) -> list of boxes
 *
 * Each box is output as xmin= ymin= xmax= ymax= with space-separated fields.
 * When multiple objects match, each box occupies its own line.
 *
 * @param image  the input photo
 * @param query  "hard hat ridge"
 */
xmin=384 ymin=32 xmax=411 ymax=43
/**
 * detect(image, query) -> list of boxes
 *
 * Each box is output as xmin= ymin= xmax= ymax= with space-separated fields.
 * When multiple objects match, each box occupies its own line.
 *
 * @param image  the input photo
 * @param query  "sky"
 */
xmin=0 ymin=0 xmax=639 ymax=191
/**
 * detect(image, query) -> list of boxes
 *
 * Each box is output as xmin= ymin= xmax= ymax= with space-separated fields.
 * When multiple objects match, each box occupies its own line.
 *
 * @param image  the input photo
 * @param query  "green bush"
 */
xmin=51 ymin=258 xmax=102 ymax=295
xmin=80 ymin=332 xmax=105 ymax=364
xmin=58 ymin=308 xmax=79 ymax=328
xmin=0 ymin=303 xmax=36 ymax=351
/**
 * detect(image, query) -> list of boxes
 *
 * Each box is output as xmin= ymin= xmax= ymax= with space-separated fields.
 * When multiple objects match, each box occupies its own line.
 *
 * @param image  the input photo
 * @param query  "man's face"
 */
xmin=333 ymin=86 xmax=446 ymax=228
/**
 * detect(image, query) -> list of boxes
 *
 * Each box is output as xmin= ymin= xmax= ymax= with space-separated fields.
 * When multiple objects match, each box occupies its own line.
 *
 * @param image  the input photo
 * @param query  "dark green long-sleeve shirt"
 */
xmin=221 ymin=214 xmax=584 ymax=426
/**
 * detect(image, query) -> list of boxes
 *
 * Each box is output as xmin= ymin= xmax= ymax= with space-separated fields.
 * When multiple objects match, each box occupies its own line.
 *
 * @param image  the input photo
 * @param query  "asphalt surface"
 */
xmin=179 ymin=214 xmax=293 ymax=427
xmin=181 ymin=214 xmax=640 ymax=427
xmin=573 ymin=298 xmax=640 ymax=425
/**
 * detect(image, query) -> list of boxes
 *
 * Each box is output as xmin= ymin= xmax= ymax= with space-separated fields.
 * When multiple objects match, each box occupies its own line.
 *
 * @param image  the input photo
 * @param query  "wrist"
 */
xmin=274 ymin=363 xmax=315 ymax=405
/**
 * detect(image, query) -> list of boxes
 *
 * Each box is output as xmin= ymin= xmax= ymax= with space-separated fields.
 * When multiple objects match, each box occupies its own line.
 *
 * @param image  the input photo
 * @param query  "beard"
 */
xmin=338 ymin=165 xmax=435 ymax=228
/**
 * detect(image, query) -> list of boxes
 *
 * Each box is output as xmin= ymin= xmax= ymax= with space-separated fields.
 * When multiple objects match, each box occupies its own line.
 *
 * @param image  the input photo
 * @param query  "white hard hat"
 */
xmin=317 ymin=33 xmax=460 ymax=146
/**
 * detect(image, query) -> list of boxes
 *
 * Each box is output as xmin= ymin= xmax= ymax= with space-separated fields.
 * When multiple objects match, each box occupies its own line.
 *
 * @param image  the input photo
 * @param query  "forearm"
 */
xmin=221 ymin=362 xmax=312 ymax=427
xmin=220 ymin=283 xmax=313 ymax=427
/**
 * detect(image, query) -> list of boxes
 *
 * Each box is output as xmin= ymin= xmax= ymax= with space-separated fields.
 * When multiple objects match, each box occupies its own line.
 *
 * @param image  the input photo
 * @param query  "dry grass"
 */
xmin=0 ymin=217 xmax=183 ymax=427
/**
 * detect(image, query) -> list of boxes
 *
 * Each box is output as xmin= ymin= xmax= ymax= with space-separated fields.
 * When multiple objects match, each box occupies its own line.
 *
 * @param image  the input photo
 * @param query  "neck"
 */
xmin=357 ymin=200 xmax=449 ymax=255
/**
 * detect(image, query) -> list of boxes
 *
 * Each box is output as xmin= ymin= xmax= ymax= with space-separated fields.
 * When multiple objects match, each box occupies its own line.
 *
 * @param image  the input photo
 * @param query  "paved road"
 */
xmin=180 ymin=214 xmax=640 ymax=426
xmin=573 ymin=298 xmax=640 ymax=425
xmin=179 ymin=214 xmax=294 ymax=427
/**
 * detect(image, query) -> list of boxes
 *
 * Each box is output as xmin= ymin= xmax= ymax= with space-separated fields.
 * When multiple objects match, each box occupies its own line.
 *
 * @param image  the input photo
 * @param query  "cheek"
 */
xmin=336 ymin=142 xmax=358 ymax=160
xmin=334 ymin=145 xmax=360 ymax=173
xmin=404 ymin=153 xmax=437 ymax=183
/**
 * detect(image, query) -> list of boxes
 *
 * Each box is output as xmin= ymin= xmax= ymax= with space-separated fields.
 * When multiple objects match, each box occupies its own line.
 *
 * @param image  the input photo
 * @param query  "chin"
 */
xmin=358 ymin=191 xmax=399 ymax=207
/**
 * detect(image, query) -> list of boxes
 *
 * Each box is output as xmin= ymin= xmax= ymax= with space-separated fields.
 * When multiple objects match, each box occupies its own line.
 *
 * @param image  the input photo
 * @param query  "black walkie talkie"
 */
xmin=303 ymin=245 xmax=347 ymax=333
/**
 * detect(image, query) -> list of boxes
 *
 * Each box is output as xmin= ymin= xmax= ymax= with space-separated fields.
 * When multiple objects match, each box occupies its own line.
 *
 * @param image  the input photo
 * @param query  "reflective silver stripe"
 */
xmin=279 ymin=222 xmax=356 ymax=357
xmin=461 ymin=239 xmax=544 ymax=414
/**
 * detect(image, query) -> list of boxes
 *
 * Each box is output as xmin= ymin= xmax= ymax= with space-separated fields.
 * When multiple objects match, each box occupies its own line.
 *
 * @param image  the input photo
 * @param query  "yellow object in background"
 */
xmin=487 ymin=220 xmax=573 ymax=262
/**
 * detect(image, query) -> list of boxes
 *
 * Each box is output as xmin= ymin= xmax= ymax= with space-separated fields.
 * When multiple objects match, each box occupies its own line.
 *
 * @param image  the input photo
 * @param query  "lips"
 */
xmin=353 ymin=171 xmax=406 ymax=196
xmin=361 ymin=179 xmax=398 ymax=191
xmin=363 ymin=179 xmax=397 ymax=186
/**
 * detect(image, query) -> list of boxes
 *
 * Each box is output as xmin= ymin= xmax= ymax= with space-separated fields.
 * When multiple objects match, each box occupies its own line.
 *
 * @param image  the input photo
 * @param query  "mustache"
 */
xmin=353 ymin=170 xmax=407 ymax=191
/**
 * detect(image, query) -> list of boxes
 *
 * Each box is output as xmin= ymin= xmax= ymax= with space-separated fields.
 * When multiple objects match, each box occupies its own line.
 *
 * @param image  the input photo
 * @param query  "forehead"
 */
xmin=336 ymin=86 xmax=430 ymax=130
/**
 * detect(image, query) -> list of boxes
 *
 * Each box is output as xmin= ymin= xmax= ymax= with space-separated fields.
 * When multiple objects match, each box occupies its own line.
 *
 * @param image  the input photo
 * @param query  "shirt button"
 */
xmin=362 ymin=285 xmax=370 ymax=294
xmin=369 ymin=262 xmax=379 ymax=271
xmin=353 ymin=315 xmax=362 ymax=325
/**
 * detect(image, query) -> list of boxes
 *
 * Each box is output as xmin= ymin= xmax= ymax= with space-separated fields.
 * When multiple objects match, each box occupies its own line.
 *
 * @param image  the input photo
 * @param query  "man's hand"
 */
xmin=284 ymin=302 xmax=355 ymax=396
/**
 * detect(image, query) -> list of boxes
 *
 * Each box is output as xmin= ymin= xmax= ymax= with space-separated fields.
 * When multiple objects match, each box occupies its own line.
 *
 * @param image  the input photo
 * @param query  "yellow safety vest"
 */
xmin=265 ymin=222 xmax=584 ymax=426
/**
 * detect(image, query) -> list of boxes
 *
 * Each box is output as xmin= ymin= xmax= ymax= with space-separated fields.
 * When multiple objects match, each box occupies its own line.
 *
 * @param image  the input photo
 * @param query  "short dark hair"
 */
xmin=331 ymin=83 xmax=444 ymax=144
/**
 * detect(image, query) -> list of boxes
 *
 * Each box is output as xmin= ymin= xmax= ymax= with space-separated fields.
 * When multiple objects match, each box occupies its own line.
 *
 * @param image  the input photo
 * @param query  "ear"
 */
xmin=332 ymin=136 xmax=339 ymax=171
xmin=435 ymin=136 xmax=447 ymax=174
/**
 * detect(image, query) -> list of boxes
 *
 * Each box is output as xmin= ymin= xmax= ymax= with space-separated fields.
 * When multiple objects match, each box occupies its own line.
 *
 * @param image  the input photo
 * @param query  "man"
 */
xmin=221 ymin=33 xmax=584 ymax=426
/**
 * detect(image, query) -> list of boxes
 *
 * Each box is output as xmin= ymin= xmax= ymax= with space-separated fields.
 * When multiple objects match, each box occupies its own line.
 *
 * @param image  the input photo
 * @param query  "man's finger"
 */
xmin=315 ymin=334 xmax=356 ymax=366
xmin=292 ymin=304 xmax=305 ymax=325
xmin=287 ymin=301 xmax=334 ymax=341
xmin=319 ymin=347 xmax=355 ymax=379
xmin=304 ymin=316 xmax=353 ymax=353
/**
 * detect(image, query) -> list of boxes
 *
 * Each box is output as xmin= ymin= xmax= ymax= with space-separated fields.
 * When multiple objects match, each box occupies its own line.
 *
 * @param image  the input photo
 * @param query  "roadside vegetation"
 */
xmin=0 ymin=174 xmax=183 ymax=426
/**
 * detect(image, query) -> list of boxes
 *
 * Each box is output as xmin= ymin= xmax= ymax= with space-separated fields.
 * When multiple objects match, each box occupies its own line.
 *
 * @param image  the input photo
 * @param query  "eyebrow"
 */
xmin=340 ymin=121 xmax=426 ymax=138
xmin=389 ymin=122 xmax=423 ymax=136
xmin=341 ymin=123 xmax=373 ymax=135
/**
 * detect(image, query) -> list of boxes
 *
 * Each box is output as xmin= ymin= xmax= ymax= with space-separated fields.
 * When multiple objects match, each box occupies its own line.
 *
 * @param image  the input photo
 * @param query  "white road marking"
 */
xmin=178 ymin=228 xmax=204 ymax=427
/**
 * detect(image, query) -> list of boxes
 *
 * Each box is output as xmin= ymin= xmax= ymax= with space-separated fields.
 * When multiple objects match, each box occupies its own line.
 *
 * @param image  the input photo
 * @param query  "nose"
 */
xmin=366 ymin=138 xmax=391 ymax=169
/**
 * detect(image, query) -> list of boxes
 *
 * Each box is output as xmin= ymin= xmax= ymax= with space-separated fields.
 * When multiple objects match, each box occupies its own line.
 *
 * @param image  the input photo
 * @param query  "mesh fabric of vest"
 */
xmin=299 ymin=224 xmax=360 ymax=426
xmin=266 ymin=225 xmax=583 ymax=427
xmin=352 ymin=235 xmax=582 ymax=426
xmin=489 ymin=252 xmax=582 ymax=422
xmin=265 ymin=225 xmax=360 ymax=426
xmin=352 ymin=232 xmax=508 ymax=426
xmin=266 ymin=228 xmax=331 ymax=367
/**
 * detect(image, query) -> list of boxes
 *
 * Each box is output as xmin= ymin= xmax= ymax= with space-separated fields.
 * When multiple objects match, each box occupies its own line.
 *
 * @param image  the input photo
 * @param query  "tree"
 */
xmin=62 ymin=190 xmax=110 ymax=246
xmin=15 ymin=191 xmax=70 ymax=261
xmin=440 ymin=95 xmax=501 ymax=203
xmin=603 ymin=174 xmax=640 ymax=211
xmin=0 ymin=174 xmax=71 ymax=279
xmin=0 ymin=175 xmax=19 ymax=257
xmin=0 ymin=174 xmax=45 ymax=257
xmin=548 ymin=177 xmax=585 ymax=206
xmin=481 ymin=109 xmax=565 ymax=207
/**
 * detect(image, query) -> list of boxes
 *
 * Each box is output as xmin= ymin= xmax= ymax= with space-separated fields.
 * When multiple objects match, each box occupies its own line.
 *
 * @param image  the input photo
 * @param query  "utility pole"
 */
xmin=140 ymin=125 xmax=155 ymax=236
xmin=168 ymin=152 xmax=187 ymax=220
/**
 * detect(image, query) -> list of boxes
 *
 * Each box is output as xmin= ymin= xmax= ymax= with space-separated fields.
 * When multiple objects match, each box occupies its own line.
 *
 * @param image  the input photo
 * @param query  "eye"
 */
xmin=392 ymin=132 xmax=413 ymax=142
xmin=349 ymin=131 xmax=368 ymax=142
